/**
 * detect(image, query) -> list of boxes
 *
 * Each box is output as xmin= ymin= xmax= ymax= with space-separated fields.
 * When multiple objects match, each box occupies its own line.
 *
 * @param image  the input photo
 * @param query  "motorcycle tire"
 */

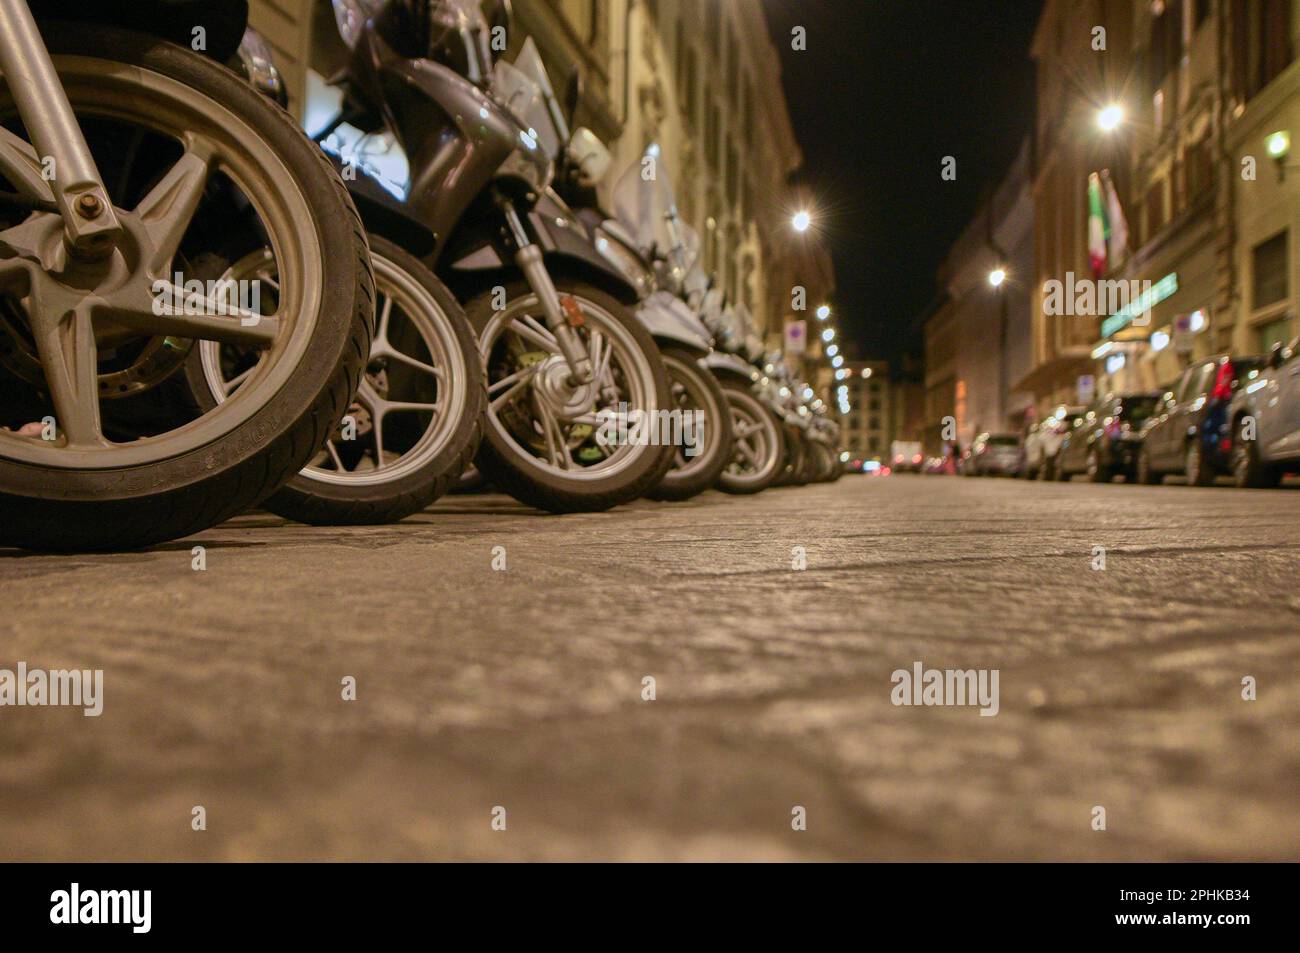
xmin=0 ymin=24 xmax=373 ymax=552
xmin=466 ymin=279 xmax=674 ymax=513
xmin=646 ymin=347 xmax=734 ymax=502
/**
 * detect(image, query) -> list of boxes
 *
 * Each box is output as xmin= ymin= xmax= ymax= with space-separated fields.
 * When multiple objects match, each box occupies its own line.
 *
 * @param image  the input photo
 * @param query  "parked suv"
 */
xmin=1226 ymin=339 xmax=1300 ymax=487
xmin=1056 ymin=393 xmax=1160 ymax=482
xmin=1136 ymin=355 xmax=1266 ymax=485
xmin=1023 ymin=406 xmax=1085 ymax=480
xmin=965 ymin=432 xmax=1023 ymax=476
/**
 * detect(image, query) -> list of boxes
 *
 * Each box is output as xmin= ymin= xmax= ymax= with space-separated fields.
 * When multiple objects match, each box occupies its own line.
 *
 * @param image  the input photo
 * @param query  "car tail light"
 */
xmin=1211 ymin=361 xmax=1235 ymax=401
xmin=912 ymin=454 xmax=922 ymax=464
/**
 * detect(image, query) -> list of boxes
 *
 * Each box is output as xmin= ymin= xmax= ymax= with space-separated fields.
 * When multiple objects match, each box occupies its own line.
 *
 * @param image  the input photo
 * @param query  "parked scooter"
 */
xmin=192 ymin=24 xmax=486 ymax=526
xmin=700 ymin=300 xmax=787 ymax=494
xmin=0 ymin=0 xmax=375 ymax=551
xmin=324 ymin=0 xmax=674 ymax=514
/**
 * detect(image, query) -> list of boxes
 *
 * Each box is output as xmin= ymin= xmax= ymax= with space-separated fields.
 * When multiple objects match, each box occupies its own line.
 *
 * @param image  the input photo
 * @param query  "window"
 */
xmin=1232 ymin=0 xmax=1294 ymax=101
xmin=1145 ymin=178 xmax=1167 ymax=240
xmin=1257 ymin=316 xmax=1293 ymax=353
xmin=1148 ymin=1 xmax=1183 ymax=90
xmin=1184 ymin=134 xmax=1212 ymax=198
xmin=1253 ymin=231 xmax=1289 ymax=310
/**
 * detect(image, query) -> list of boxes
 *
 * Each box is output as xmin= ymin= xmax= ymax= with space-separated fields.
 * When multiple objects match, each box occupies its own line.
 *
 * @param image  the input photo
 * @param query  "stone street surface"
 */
xmin=1 ymin=475 xmax=1298 ymax=861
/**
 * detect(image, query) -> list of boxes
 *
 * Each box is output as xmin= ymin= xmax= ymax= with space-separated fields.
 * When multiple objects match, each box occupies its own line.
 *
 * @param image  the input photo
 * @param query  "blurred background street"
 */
xmin=2 ymin=475 xmax=1297 ymax=861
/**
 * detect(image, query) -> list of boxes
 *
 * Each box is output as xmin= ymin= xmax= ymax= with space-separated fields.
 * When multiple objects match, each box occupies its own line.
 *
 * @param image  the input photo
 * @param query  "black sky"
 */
xmin=764 ymin=0 xmax=1044 ymax=365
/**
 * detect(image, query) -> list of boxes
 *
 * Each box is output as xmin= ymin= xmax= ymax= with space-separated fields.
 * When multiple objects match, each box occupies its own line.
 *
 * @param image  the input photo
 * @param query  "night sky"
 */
xmin=764 ymin=0 xmax=1045 ymax=366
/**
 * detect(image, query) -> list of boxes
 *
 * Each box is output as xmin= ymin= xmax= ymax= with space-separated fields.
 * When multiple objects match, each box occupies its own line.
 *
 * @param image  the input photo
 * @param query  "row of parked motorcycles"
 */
xmin=0 ymin=0 xmax=841 ymax=553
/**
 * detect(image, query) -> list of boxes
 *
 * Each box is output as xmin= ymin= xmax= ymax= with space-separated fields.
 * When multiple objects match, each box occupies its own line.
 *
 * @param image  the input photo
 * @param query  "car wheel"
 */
xmin=1185 ymin=440 xmax=1215 ymax=487
xmin=1086 ymin=448 xmax=1111 ymax=483
xmin=1231 ymin=419 xmax=1281 ymax=489
xmin=1135 ymin=445 xmax=1160 ymax=485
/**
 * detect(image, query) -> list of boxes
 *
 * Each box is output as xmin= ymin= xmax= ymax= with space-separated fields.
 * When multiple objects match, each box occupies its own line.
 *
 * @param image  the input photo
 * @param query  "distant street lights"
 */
xmin=792 ymin=210 xmax=812 ymax=233
xmin=988 ymin=267 xmax=1007 ymax=288
xmin=816 ymin=304 xmax=831 ymax=320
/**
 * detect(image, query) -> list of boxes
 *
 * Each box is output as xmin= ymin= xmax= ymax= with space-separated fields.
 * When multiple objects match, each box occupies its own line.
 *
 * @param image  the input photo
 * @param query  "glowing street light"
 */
xmin=988 ymin=267 xmax=1007 ymax=288
xmin=1097 ymin=103 xmax=1124 ymax=133
xmin=816 ymin=305 xmax=831 ymax=321
xmin=832 ymin=355 xmax=844 ymax=368
xmin=826 ymin=344 xmax=839 ymax=357
xmin=821 ymin=328 xmax=835 ymax=343
xmin=1267 ymin=130 xmax=1291 ymax=160
xmin=792 ymin=210 xmax=812 ymax=233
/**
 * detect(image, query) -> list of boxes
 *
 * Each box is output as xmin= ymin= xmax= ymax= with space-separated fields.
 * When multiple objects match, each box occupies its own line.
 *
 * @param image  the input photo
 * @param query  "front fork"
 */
xmin=0 ymin=0 xmax=120 ymax=256
xmin=497 ymin=196 xmax=593 ymax=385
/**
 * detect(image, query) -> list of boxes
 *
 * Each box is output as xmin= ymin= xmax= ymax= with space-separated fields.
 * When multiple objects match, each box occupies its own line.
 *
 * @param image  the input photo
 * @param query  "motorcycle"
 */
xmin=700 ymin=298 xmax=786 ymax=494
xmin=325 ymin=0 xmax=674 ymax=514
xmin=191 ymin=23 xmax=486 ymax=526
xmin=0 ymin=0 xmax=375 ymax=551
xmin=509 ymin=52 xmax=734 ymax=503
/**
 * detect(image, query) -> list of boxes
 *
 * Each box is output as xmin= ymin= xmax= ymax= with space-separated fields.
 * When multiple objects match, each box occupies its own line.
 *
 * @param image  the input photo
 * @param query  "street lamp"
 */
xmin=832 ymin=355 xmax=844 ymax=368
xmin=1097 ymin=103 xmax=1124 ymax=133
xmin=792 ymin=210 xmax=812 ymax=233
xmin=816 ymin=305 xmax=831 ymax=321
xmin=826 ymin=344 xmax=839 ymax=357
xmin=988 ymin=267 xmax=1007 ymax=288
xmin=821 ymin=328 xmax=834 ymax=343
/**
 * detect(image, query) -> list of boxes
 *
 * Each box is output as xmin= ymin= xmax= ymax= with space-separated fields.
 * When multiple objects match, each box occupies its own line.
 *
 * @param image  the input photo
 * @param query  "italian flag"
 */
xmin=1088 ymin=171 xmax=1109 ymax=278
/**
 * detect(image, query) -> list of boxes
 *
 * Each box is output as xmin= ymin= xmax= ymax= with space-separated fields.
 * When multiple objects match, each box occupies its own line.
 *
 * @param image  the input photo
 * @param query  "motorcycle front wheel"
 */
xmin=193 ymin=237 xmax=483 ymax=525
xmin=716 ymin=378 xmax=785 ymax=494
xmin=0 ymin=25 xmax=373 ymax=551
xmin=466 ymin=280 xmax=673 ymax=513
xmin=645 ymin=347 xmax=733 ymax=502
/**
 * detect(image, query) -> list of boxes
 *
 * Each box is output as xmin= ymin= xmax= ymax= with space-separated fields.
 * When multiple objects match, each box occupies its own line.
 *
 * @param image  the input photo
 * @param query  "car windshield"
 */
xmin=1117 ymin=396 xmax=1158 ymax=424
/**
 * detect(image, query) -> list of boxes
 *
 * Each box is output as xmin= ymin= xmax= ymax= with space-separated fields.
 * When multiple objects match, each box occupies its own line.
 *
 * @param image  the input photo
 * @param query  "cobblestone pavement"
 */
xmin=2 ymin=474 xmax=1298 ymax=860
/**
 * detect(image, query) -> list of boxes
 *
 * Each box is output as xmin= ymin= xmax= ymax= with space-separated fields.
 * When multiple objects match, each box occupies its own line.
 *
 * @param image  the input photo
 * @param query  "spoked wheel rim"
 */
xmin=725 ymin=391 xmax=779 ymax=485
xmin=480 ymin=293 xmax=659 ymax=482
xmin=661 ymin=352 xmax=720 ymax=481
xmin=0 ymin=54 xmax=322 ymax=470
xmin=199 ymin=250 xmax=468 ymax=486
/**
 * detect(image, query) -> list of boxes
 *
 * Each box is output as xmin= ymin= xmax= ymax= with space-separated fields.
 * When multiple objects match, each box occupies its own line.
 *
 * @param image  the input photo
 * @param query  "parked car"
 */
xmin=1023 ymin=406 xmax=1086 ymax=480
xmin=1056 ymin=393 xmax=1160 ymax=482
xmin=965 ymin=433 xmax=1023 ymax=476
xmin=1135 ymin=355 xmax=1266 ymax=485
xmin=1226 ymin=339 xmax=1300 ymax=487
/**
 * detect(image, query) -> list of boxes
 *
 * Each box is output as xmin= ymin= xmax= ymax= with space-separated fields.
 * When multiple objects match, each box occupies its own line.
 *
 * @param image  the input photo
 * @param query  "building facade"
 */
xmin=936 ymin=141 xmax=1037 ymax=447
xmin=839 ymin=361 xmax=894 ymax=461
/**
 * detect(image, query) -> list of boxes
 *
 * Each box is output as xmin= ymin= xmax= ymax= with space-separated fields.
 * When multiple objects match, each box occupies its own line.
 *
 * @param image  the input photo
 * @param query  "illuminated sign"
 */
xmin=1102 ymin=272 xmax=1178 ymax=338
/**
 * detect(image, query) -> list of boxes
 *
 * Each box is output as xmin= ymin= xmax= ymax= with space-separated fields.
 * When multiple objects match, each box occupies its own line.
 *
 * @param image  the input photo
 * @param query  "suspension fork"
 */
xmin=0 ymin=0 xmax=121 ymax=256
xmin=497 ymin=195 xmax=593 ymax=385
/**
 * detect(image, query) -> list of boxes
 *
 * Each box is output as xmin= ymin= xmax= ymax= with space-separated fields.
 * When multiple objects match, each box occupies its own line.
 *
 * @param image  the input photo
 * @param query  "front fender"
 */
xmin=638 ymin=292 xmax=712 ymax=355
xmin=703 ymin=351 xmax=760 ymax=383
